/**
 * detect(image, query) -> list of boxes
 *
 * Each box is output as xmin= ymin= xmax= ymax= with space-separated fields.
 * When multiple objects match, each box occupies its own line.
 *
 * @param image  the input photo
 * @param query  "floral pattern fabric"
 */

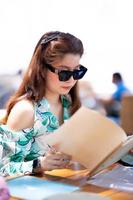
xmin=0 ymin=95 xmax=70 ymax=176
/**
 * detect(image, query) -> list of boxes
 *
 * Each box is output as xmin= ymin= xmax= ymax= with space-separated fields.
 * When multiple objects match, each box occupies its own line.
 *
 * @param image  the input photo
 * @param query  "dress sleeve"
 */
xmin=0 ymin=124 xmax=37 ymax=176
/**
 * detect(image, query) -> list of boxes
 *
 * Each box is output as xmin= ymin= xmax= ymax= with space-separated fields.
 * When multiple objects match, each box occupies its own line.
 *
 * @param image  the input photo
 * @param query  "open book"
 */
xmin=44 ymin=107 xmax=133 ymax=177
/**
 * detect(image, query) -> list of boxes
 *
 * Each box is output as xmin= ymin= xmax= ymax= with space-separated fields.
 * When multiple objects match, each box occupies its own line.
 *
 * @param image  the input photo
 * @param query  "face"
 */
xmin=45 ymin=54 xmax=81 ymax=95
xmin=112 ymin=76 xmax=116 ymax=84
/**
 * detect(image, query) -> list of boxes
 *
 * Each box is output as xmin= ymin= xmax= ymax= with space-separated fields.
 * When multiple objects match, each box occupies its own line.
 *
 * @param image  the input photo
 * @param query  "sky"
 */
xmin=0 ymin=0 xmax=133 ymax=95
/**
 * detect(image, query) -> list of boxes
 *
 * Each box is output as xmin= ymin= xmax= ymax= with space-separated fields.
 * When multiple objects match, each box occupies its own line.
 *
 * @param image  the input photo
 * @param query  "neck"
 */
xmin=44 ymin=91 xmax=63 ymax=125
xmin=44 ymin=91 xmax=61 ymax=106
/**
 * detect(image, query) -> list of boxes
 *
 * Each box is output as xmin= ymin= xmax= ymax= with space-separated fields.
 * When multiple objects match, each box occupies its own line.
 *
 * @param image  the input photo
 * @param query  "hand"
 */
xmin=40 ymin=152 xmax=71 ymax=171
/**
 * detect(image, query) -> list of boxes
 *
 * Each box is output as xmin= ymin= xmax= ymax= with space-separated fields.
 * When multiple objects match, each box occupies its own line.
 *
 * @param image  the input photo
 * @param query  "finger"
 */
xmin=48 ymin=164 xmax=64 ymax=170
xmin=44 ymin=159 xmax=69 ymax=170
xmin=45 ymin=153 xmax=60 ymax=160
xmin=48 ymin=154 xmax=65 ymax=160
xmin=49 ymin=159 xmax=67 ymax=166
xmin=58 ymin=153 xmax=71 ymax=160
xmin=62 ymin=156 xmax=71 ymax=162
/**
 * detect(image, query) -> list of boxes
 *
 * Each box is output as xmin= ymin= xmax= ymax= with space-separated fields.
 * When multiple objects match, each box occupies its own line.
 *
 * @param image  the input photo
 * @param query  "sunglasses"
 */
xmin=45 ymin=64 xmax=87 ymax=82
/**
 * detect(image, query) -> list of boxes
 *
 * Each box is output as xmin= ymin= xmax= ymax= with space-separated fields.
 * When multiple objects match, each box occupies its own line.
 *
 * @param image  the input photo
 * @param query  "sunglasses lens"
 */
xmin=58 ymin=71 xmax=72 ymax=81
xmin=58 ymin=66 xmax=87 ymax=81
xmin=73 ymin=66 xmax=87 ymax=80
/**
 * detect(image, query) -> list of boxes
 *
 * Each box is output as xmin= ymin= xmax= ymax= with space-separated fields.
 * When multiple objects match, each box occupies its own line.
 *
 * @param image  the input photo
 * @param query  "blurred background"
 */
xmin=0 ymin=0 xmax=133 ymax=93
xmin=0 ymin=1 xmax=133 ymax=132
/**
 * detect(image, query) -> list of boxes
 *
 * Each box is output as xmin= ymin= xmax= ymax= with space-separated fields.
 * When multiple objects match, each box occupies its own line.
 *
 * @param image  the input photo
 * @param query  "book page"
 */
xmin=45 ymin=168 xmax=89 ymax=178
xmin=46 ymin=192 xmax=110 ymax=200
xmin=91 ymin=135 xmax=133 ymax=176
xmin=44 ymin=107 xmax=127 ymax=174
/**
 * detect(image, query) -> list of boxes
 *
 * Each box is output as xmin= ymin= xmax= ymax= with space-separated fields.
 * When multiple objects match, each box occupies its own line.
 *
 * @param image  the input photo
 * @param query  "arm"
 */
xmin=0 ymin=100 xmax=35 ymax=175
xmin=6 ymin=99 xmax=34 ymax=131
xmin=0 ymin=100 xmax=71 ymax=175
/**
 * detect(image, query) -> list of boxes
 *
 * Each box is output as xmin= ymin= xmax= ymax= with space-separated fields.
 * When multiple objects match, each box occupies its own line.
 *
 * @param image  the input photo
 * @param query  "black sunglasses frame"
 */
xmin=45 ymin=64 xmax=87 ymax=82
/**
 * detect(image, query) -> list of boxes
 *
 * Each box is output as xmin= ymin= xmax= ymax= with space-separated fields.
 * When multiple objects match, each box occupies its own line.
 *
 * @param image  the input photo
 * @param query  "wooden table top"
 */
xmin=10 ymin=164 xmax=133 ymax=200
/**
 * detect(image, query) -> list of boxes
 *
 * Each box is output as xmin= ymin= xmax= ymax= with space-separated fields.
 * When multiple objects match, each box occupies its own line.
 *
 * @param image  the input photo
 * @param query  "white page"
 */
xmin=45 ymin=192 xmax=110 ymax=200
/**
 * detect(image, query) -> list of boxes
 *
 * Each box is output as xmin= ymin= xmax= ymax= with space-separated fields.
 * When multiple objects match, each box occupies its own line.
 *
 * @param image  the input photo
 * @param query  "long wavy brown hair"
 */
xmin=2 ymin=31 xmax=84 ymax=124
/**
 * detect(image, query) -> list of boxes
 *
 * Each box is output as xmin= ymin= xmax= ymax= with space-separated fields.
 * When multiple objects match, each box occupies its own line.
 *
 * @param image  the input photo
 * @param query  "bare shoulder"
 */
xmin=7 ymin=99 xmax=34 ymax=131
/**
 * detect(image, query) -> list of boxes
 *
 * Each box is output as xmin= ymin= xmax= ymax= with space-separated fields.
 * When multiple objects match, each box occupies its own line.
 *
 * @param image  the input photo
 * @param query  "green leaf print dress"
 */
xmin=0 ymin=95 xmax=70 ymax=176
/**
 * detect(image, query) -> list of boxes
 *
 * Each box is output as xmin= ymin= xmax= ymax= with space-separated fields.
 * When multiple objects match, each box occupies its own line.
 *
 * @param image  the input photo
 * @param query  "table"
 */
xmin=10 ymin=164 xmax=133 ymax=200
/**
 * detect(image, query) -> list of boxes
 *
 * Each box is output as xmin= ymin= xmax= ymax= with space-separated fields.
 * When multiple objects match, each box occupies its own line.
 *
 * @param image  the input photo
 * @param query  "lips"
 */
xmin=61 ymin=86 xmax=72 ymax=90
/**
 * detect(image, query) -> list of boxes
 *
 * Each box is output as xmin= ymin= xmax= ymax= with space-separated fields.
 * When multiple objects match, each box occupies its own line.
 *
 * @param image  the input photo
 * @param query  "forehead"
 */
xmin=54 ymin=54 xmax=81 ymax=69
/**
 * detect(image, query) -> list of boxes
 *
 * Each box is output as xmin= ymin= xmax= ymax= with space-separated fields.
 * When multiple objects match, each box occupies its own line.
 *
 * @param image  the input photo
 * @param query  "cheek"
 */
xmin=47 ymin=71 xmax=59 ymax=84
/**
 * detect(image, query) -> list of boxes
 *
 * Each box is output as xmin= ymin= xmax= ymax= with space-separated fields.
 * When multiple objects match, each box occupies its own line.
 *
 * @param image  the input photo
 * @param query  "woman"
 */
xmin=0 ymin=31 xmax=87 ymax=176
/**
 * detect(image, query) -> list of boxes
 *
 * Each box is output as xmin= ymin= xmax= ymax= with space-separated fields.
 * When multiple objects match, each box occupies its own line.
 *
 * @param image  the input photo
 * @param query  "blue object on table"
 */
xmin=7 ymin=176 xmax=79 ymax=200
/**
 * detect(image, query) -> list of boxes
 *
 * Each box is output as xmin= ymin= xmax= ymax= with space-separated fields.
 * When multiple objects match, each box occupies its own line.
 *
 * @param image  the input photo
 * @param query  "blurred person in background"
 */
xmin=0 ymin=69 xmax=23 ymax=109
xmin=100 ymin=72 xmax=130 ymax=118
